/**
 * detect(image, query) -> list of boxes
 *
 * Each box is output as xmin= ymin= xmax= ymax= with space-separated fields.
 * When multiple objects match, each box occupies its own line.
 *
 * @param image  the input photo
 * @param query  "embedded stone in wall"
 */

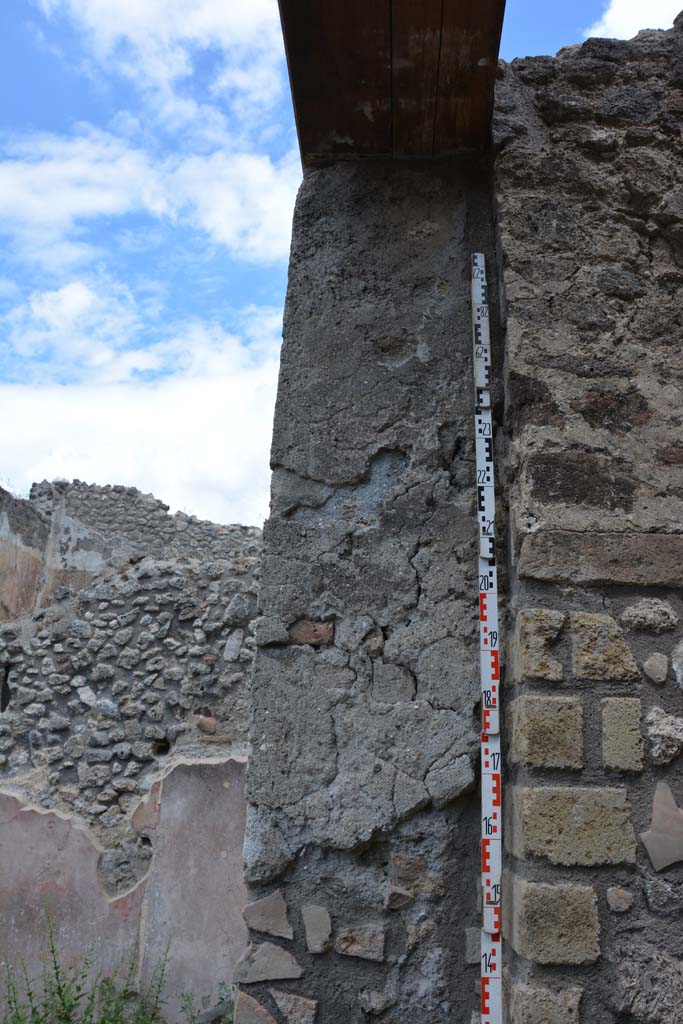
xmin=602 ymin=698 xmax=643 ymax=771
xmin=645 ymin=707 xmax=683 ymax=765
xmin=360 ymin=988 xmax=399 ymax=1017
xmin=243 ymin=889 xmax=293 ymax=940
xmin=621 ymin=598 xmax=678 ymax=634
xmin=234 ymin=992 xmax=277 ymax=1024
xmin=223 ymin=630 xmax=244 ymax=662
xmin=606 ymin=887 xmax=634 ymax=913
xmin=508 ymin=786 xmax=636 ymax=865
xmin=570 ymin=612 xmax=639 ymax=681
xmin=518 ymin=533 xmax=683 ymax=588
xmin=673 ymin=640 xmax=683 ymax=689
xmin=511 ymin=609 xmax=565 ymax=682
xmin=287 ymin=619 xmax=334 ymax=647
xmin=465 ymin=927 xmax=480 ymax=965
xmin=301 ymin=905 xmax=332 ymax=954
xmin=389 ymin=851 xmax=446 ymax=897
xmin=384 ymin=882 xmax=414 ymax=911
xmin=508 ymin=695 xmax=583 ymax=769
xmin=641 ymin=783 xmax=683 ymax=871
xmin=334 ymin=924 xmax=386 ymax=962
xmin=644 ymin=875 xmax=683 ymax=915
xmin=234 ymin=943 xmax=304 ymax=984
xmin=270 ymin=990 xmax=318 ymax=1024
xmin=508 ymin=981 xmax=582 ymax=1024
xmin=612 ymin=942 xmax=683 ymax=1023
xmin=642 ymin=653 xmax=669 ymax=684
xmin=195 ymin=714 xmax=218 ymax=735
xmin=504 ymin=874 xmax=600 ymax=964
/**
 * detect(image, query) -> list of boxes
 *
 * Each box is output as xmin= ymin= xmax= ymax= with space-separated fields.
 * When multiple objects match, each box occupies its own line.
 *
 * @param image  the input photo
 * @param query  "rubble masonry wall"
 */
xmin=0 ymin=483 xmax=261 ymax=1015
xmin=496 ymin=19 xmax=683 ymax=1023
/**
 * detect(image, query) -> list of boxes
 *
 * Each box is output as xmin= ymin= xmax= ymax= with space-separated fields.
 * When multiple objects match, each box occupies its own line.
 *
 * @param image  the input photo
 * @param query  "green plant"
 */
xmin=176 ymin=982 xmax=233 ymax=1024
xmin=1 ymin=920 xmax=168 ymax=1024
xmin=2 ymin=947 xmax=233 ymax=1024
xmin=1 ymin=916 xmax=232 ymax=1024
xmin=215 ymin=982 xmax=234 ymax=1022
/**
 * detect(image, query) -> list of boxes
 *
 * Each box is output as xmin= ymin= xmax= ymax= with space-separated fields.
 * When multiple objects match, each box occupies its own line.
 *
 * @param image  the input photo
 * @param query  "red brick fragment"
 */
xmin=288 ymin=619 xmax=334 ymax=647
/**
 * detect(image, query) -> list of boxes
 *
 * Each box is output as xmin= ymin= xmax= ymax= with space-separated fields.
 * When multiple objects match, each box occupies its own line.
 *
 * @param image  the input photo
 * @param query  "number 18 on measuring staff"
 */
xmin=471 ymin=253 xmax=502 ymax=1024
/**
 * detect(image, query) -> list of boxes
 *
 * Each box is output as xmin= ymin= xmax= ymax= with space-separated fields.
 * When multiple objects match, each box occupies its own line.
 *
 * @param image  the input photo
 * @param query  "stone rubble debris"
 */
xmin=234 ymin=942 xmax=304 ymax=984
xmin=645 ymin=707 xmax=683 ymax=765
xmin=243 ymin=889 xmax=293 ymax=940
xmin=642 ymin=652 xmax=669 ymax=684
xmin=641 ymin=783 xmax=683 ymax=871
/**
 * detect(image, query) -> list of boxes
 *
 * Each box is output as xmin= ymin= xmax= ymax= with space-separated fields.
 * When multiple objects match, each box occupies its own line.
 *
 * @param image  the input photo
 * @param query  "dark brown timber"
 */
xmin=278 ymin=0 xmax=506 ymax=165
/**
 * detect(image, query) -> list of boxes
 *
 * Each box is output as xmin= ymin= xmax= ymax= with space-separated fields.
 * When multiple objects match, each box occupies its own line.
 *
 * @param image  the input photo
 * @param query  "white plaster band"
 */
xmin=481 ymin=931 xmax=503 ymax=1024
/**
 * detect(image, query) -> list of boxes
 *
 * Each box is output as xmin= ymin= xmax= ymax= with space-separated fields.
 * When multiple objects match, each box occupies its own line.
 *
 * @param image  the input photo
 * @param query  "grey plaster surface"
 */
xmin=244 ymin=159 xmax=500 ymax=1021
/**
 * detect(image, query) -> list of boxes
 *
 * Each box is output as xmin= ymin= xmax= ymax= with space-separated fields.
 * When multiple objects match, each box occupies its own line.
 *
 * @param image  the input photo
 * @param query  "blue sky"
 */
xmin=0 ymin=0 xmax=679 ymax=524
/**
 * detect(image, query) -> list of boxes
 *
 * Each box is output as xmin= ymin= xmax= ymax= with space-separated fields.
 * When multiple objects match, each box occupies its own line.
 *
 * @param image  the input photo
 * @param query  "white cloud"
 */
xmin=0 ymin=309 xmax=281 ymax=525
xmin=173 ymin=150 xmax=300 ymax=262
xmin=0 ymin=128 xmax=299 ymax=268
xmin=6 ymin=281 xmax=140 ymax=372
xmin=0 ymin=129 xmax=167 ymax=270
xmin=0 ymin=2 xmax=297 ymax=527
xmin=212 ymin=56 xmax=283 ymax=113
xmin=34 ymin=0 xmax=287 ymax=136
xmin=586 ymin=0 xmax=681 ymax=37
xmin=0 ymin=130 xmax=168 ymax=224
xmin=37 ymin=0 xmax=282 ymax=79
xmin=3 ymin=274 xmax=287 ymax=386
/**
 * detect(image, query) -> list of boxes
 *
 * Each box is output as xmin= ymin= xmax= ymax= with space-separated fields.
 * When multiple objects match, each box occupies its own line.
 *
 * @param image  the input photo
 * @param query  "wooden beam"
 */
xmin=278 ymin=0 xmax=506 ymax=164
xmin=279 ymin=0 xmax=392 ymax=165
xmin=391 ymin=0 xmax=443 ymax=157
xmin=433 ymin=0 xmax=505 ymax=152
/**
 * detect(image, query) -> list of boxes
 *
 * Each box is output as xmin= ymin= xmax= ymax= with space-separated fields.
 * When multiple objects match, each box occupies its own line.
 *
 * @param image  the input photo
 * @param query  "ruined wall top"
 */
xmin=30 ymin=479 xmax=261 ymax=562
xmin=0 ymin=480 xmax=258 ymax=1009
xmin=1 ymin=479 xmax=262 ymax=898
xmin=0 ymin=480 xmax=261 ymax=621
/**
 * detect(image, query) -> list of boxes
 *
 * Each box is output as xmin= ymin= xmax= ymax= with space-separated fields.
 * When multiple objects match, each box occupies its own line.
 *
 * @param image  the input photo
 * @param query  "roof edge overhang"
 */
xmin=278 ymin=0 xmax=506 ymax=167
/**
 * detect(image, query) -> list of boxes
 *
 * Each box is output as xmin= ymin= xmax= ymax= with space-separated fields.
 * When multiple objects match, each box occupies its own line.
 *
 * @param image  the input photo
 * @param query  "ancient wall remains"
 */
xmin=236 ymin=160 xmax=500 ymax=1023
xmin=496 ymin=18 xmax=683 ymax=1023
xmin=237 ymin=14 xmax=683 ymax=1024
xmin=4 ymin=15 xmax=683 ymax=1024
xmin=0 ymin=480 xmax=256 ymax=619
xmin=0 ymin=487 xmax=49 ymax=620
xmin=29 ymin=480 xmax=252 ymax=563
xmin=0 ymin=482 xmax=260 ymax=1015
